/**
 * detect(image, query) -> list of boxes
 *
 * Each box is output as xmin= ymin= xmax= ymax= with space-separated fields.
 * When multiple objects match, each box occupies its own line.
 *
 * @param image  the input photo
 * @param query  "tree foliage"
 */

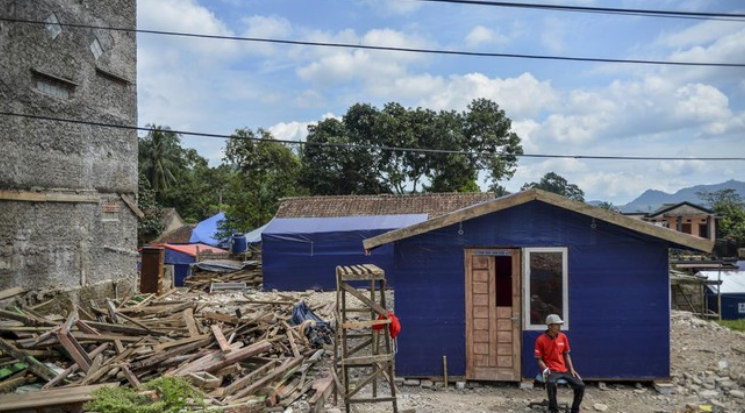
xmin=597 ymin=201 xmax=621 ymax=213
xmin=136 ymin=171 xmax=164 ymax=246
xmin=138 ymin=125 xmax=182 ymax=194
xmin=138 ymin=99 xmax=523 ymax=239
xmin=697 ymin=189 xmax=745 ymax=246
xmin=521 ymin=172 xmax=585 ymax=201
xmin=299 ymin=98 xmax=522 ymax=194
xmin=223 ymin=128 xmax=304 ymax=233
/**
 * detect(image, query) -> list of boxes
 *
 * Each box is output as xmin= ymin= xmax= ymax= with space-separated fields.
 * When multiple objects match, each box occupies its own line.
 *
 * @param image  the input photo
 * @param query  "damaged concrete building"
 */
xmin=0 ymin=1 xmax=138 ymax=299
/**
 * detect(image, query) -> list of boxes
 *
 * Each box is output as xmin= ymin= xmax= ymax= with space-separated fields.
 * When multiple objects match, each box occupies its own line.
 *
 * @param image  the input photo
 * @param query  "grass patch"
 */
xmin=85 ymin=376 xmax=210 ymax=413
xmin=715 ymin=318 xmax=745 ymax=333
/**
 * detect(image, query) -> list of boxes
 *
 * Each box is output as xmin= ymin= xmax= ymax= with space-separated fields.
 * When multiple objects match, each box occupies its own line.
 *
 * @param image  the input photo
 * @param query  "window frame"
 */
xmin=523 ymin=247 xmax=569 ymax=331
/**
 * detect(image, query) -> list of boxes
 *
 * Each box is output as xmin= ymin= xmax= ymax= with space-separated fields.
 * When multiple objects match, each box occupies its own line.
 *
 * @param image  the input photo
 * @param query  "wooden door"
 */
xmin=465 ymin=249 xmax=521 ymax=381
xmin=140 ymin=247 xmax=164 ymax=294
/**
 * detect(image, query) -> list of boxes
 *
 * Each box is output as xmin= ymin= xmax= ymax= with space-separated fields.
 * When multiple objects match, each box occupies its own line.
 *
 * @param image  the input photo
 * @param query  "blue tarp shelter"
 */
xmin=363 ymin=189 xmax=714 ymax=381
xmin=262 ymin=214 xmax=428 ymax=291
xmin=189 ymin=212 xmax=227 ymax=247
xmin=155 ymin=243 xmax=228 ymax=287
xmin=702 ymin=270 xmax=745 ymax=320
xmin=245 ymin=222 xmax=270 ymax=245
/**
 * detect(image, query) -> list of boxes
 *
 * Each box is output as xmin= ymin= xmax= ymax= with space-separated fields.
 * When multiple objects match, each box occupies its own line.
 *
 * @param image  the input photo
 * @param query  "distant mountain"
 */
xmin=618 ymin=179 xmax=745 ymax=213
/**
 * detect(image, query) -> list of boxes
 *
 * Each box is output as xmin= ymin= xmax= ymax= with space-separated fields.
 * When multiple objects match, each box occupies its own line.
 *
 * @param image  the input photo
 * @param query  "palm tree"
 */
xmin=139 ymin=125 xmax=181 ymax=194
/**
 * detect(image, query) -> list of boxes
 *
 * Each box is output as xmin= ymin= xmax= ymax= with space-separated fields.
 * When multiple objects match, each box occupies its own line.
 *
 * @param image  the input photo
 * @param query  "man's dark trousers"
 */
xmin=546 ymin=371 xmax=585 ymax=413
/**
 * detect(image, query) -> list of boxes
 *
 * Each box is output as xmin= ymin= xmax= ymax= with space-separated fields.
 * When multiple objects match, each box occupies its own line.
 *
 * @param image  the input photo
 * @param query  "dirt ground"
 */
xmin=184 ymin=290 xmax=745 ymax=413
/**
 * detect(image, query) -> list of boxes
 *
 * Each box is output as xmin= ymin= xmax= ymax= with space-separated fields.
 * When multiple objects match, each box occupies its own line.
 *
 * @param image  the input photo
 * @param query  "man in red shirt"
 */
xmin=534 ymin=314 xmax=585 ymax=413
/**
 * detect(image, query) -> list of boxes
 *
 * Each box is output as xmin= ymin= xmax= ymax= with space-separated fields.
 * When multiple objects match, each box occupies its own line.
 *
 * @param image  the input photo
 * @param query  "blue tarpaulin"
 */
xmin=262 ymin=214 xmax=428 ymax=291
xmin=189 ymin=212 xmax=227 ymax=247
xmin=245 ymin=222 xmax=270 ymax=245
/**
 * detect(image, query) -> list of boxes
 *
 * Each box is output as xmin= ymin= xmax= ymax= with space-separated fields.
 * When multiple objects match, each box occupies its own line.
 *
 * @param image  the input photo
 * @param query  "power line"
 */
xmin=1 ymin=111 xmax=743 ymax=162
xmin=2 ymin=17 xmax=745 ymax=67
xmin=412 ymin=0 xmax=745 ymax=20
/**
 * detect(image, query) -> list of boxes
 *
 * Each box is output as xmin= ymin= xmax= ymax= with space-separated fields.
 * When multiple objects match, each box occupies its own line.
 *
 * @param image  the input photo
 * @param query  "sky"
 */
xmin=136 ymin=0 xmax=745 ymax=205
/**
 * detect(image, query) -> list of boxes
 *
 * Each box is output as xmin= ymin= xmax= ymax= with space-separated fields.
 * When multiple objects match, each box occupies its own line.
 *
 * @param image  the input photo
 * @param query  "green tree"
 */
xmin=299 ymin=116 xmax=387 ymax=195
xmin=136 ymin=171 xmax=164 ymax=246
xmin=521 ymin=172 xmax=585 ymax=201
xmin=223 ymin=128 xmax=303 ymax=233
xmin=697 ymin=189 xmax=745 ymax=245
xmin=597 ymin=201 xmax=621 ymax=213
xmin=300 ymin=99 xmax=522 ymax=195
xmin=138 ymin=125 xmax=182 ymax=194
xmin=463 ymin=98 xmax=523 ymax=188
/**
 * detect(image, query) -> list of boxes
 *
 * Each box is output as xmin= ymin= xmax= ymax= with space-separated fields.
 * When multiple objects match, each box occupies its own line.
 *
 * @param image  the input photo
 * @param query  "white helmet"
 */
xmin=546 ymin=314 xmax=564 ymax=325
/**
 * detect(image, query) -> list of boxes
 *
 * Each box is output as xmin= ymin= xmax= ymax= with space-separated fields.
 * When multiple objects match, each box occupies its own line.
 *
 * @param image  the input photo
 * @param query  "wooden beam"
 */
xmin=0 ymin=287 xmax=25 ymax=301
xmin=120 ymin=193 xmax=145 ymax=219
xmin=229 ymin=356 xmax=305 ymax=400
xmin=0 ymin=338 xmax=57 ymax=381
xmin=0 ymin=189 xmax=99 ymax=204
xmin=183 ymin=308 xmax=201 ymax=337
xmin=0 ymin=383 xmax=117 ymax=412
xmin=211 ymin=324 xmax=232 ymax=353
xmin=223 ymin=359 xmax=279 ymax=397
xmin=340 ymin=283 xmax=388 ymax=316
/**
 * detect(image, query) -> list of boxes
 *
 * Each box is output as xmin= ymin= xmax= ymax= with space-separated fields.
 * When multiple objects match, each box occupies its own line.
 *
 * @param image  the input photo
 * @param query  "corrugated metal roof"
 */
xmin=700 ymin=270 xmax=745 ymax=294
xmin=152 ymin=243 xmax=227 ymax=257
xmin=264 ymin=214 xmax=429 ymax=235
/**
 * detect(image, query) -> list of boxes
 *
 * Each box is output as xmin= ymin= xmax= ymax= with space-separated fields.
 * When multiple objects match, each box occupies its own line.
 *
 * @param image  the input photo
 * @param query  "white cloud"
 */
xmin=657 ymin=159 xmax=708 ymax=176
xmin=269 ymin=121 xmax=311 ymax=142
xmin=416 ymin=72 xmax=557 ymax=119
xmin=138 ymin=0 xmax=238 ymax=58
xmin=656 ymin=20 xmax=743 ymax=49
xmin=362 ymin=0 xmax=423 ymax=15
xmin=295 ymin=28 xmax=432 ymax=87
xmin=465 ymin=26 xmax=509 ymax=48
xmin=673 ymin=83 xmax=731 ymax=122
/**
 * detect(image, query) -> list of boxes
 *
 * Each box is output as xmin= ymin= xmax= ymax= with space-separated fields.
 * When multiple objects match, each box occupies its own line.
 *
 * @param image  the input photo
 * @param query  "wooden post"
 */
xmin=443 ymin=355 xmax=448 ymax=387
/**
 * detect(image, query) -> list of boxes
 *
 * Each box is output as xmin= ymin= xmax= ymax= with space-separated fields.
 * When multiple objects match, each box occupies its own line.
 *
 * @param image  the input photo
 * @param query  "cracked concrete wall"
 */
xmin=0 ymin=1 xmax=138 ymax=295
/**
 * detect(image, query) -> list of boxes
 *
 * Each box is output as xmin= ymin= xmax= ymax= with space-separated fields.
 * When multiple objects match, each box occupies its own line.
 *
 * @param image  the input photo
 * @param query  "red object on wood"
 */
xmin=372 ymin=312 xmax=401 ymax=339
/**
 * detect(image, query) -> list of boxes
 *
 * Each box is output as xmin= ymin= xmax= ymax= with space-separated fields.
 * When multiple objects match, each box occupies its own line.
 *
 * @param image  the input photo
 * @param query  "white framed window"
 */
xmin=32 ymin=70 xmax=76 ymax=99
xmin=90 ymin=38 xmax=103 ymax=60
xmin=36 ymin=78 xmax=70 ymax=99
xmin=523 ymin=247 xmax=569 ymax=330
xmin=45 ymin=13 xmax=61 ymax=39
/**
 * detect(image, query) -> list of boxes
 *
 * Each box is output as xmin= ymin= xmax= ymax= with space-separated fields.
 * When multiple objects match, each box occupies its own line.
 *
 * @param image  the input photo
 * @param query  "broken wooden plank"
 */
xmin=309 ymin=374 xmax=334 ymax=404
xmin=121 ymin=365 xmax=142 ymax=389
xmin=229 ymin=356 xmax=305 ymax=401
xmin=55 ymin=330 xmax=92 ymax=373
xmin=82 ymin=320 xmax=161 ymax=336
xmin=173 ymin=340 xmax=271 ymax=377
xmin=223 ymin=359 xmax=280 ymax=397
xmin=0 ymin=287 xmax=25 ymax=301
xmin=211 ymin=324 xmax=232 ymax=353
xmin=183 ymin=308 xmax=200 ymax=337
xmin=0 ymin=337 xmax=57 ymax=381
xmin=202 ymin=311 xmax=240 ymax=324
xmin=0 ymin=383 xmax=117 ymax=412
xmin=0 ymin=309 xmax=57 ymax=327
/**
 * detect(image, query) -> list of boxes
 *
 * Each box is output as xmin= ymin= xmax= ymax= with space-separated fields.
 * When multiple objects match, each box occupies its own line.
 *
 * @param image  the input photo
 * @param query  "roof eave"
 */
xmin=363 ymin=189 xmax=715 ymax=253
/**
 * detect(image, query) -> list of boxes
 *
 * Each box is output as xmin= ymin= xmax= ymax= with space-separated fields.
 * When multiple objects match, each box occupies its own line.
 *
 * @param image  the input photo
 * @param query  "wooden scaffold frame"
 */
xmin=334 ymin=264 xmax=398 ymax=413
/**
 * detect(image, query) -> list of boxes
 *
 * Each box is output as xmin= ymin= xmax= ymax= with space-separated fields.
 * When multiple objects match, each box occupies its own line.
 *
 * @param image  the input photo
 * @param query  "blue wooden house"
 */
xmin=363 ymin=189 xmax=713 ymax=381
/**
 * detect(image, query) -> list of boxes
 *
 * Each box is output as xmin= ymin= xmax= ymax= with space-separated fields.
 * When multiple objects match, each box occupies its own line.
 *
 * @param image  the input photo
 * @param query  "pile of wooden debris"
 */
xmin=0 ymin=287 xmax=336 ymax=412
xmin=185 ymin=260 xmax=263 ymax=293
